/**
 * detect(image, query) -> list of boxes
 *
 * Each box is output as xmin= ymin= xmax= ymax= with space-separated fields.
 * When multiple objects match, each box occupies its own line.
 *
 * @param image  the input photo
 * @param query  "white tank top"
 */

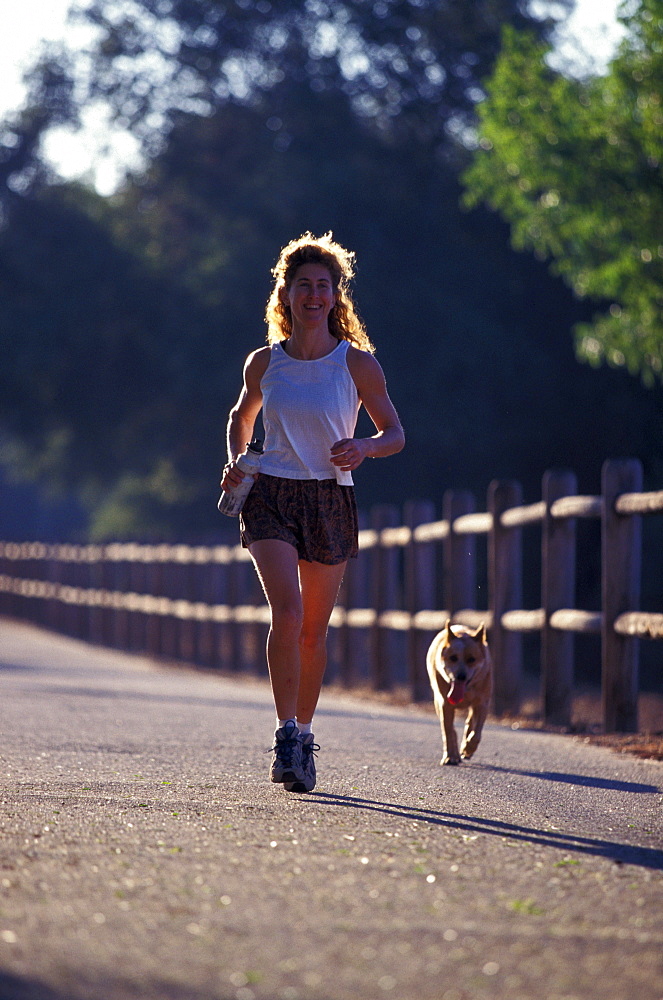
xmin=259 ymin=339 xmax=360 ymax=486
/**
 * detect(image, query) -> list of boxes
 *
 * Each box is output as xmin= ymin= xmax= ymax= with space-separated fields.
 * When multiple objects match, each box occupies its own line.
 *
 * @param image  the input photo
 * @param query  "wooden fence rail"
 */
xmin=1 ymin=458 xmax=661 ymax=732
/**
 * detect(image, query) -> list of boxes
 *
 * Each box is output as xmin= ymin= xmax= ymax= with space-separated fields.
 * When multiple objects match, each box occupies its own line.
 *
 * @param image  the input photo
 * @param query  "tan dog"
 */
xmin=426 ymin=621 xmax=493 ymax=765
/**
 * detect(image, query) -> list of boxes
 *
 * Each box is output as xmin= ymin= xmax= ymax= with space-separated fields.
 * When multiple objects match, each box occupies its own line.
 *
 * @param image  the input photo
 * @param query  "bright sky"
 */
xmin=0 ymin=0 xmax=627 ymax=195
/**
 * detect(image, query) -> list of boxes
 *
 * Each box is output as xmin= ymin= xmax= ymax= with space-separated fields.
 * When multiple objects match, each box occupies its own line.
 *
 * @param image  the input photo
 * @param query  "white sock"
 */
xmin=297 ymin=721 xmax=313 ymax=736
xmin=277 ymin=718 xmax=298 ymax=732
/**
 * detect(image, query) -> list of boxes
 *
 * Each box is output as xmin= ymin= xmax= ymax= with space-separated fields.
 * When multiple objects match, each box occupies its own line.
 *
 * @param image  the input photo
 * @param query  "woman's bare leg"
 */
xmin=248 ymin=539 xmax=303 ymax=721
xmin=249 ymin=541 xmax=346 ymax=725
xmin=296 ymin=559 xmax=347 ymax=725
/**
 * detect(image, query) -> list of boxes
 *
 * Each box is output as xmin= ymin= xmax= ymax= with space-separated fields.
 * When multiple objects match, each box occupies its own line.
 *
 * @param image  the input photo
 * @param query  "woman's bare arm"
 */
xmin=331 ymin=347 xmax=405 ymax=472
xmin=221 ymin=347 xmax=269 ymax=489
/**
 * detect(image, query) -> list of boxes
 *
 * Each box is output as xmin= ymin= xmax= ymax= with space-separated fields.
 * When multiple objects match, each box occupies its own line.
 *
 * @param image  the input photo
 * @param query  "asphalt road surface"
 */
xmin=0 ymin=618 xmax=661 ymax=1000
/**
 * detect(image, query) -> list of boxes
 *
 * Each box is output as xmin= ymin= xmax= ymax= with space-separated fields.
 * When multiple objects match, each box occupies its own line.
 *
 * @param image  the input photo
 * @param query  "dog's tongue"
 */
xmin=448 ymin=680 xmax=466 ymax=706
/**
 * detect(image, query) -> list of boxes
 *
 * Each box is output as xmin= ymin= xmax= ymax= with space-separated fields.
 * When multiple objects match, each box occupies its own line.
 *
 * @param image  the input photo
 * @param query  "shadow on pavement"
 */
xmin=0 ymin=972 xmax=63 ymax=1000
xmin=27 ymin=682 xmax=419 ymax=724
xmin=473 ymin=761 xmax=660 ymax=794
xmin=0 ymin=971 xmax=232 ymax=1000
xmin=309 ymin=792 xmax=663 ymax=871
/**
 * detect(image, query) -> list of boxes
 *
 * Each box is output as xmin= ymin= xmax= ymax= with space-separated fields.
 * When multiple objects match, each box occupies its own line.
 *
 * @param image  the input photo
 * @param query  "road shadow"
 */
xmin=26 ymin=682 xmax=413 ymax=725
xmin=0 ymin=970 xmax=227 ymax=1000
xmin=0 ymin=972 xmax=62 ymax=1000
xmin=308 ymin=791 xmax=663 ymax=871
xmin=29 ymin=683 xmax=274 ymax=714
xmin=472 ymin=761 xmax=660 ymax=794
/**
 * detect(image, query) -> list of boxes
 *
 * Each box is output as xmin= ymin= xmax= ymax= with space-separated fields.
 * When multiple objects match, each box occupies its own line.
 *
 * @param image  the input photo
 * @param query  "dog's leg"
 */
xmin=460 ymin=704 xmax=488 ymax=760
xmin=441 ymin=702 xmax=461 ymax=765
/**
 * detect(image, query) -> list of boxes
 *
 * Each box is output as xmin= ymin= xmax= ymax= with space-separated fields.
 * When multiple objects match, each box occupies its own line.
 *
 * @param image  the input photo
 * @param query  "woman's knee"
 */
xmin=299 ymin=621 xmax=328 ymax=651
xmin=270 ymin=603 xmax=304 ymax=639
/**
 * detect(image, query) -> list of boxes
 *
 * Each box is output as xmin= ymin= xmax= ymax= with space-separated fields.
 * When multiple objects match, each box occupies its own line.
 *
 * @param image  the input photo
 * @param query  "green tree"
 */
xmin=462 ymin=0 xmax=663 ymax=384
xmin=0 ymin=180 xmax=218 ymax=536
xmin=3 ymin=0 xmax=663 ymax=542
xmin=5 ymin=83 xmax=662 ymax=541
xmin=0 ymin=0 xmax=577 ymax=538
xmin=73 ymin=0 xmax=564 ymax=162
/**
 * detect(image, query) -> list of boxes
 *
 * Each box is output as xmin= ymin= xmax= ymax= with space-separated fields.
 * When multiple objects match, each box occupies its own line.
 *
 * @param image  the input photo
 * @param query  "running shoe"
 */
xmin=284 ymin=733 xmax=318 ymax=793
xmin=269 ymin=721 xmax=304 ymax=784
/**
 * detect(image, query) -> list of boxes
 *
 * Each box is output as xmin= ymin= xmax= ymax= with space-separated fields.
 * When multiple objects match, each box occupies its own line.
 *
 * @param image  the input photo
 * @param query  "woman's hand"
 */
xmin=220 ymin=461 xmax=255 ymax=493
xmin=330 ymin=438 xmax=371 ymax=472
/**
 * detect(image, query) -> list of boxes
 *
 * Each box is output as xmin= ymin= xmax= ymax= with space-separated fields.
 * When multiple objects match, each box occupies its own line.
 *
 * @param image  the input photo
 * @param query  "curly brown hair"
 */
xmin=265 ymin=232 xmax=375 ymax=353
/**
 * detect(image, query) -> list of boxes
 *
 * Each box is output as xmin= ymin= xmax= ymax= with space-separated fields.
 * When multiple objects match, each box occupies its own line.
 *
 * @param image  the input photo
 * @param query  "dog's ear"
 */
xmin=445 ymin=619 xmax=461 ymax=640
xmin=473 ymin=622 xmax=487 ymax=644
xmin=441 ymin=619 xmax=453 ymax=645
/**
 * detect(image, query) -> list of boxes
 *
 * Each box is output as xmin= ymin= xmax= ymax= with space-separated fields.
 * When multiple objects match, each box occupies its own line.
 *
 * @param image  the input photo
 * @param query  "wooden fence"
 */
xmin=1 ymin=458 xmax=661 ymax=732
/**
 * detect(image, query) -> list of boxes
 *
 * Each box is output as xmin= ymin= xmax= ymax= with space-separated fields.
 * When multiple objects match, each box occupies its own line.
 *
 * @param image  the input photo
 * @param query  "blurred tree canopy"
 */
xmin=71 ymin=0 xmax=563 ymax=160
xmin=1 ymin=0 xmax=662 ymax=541
xmin=463 ymin=0 xmax=663 ymax=384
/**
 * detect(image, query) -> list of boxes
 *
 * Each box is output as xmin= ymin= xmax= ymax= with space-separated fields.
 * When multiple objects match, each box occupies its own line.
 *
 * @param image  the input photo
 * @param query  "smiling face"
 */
xmin=282 ymin=263 xmax=336 ymax=333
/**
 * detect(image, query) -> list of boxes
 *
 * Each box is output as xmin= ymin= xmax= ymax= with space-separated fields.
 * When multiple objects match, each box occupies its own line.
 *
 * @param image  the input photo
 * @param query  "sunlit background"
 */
xmin=1 ymin=0 xmax=626 ymax=195
xmin=0 ymin=0 xmax=661 ymax=688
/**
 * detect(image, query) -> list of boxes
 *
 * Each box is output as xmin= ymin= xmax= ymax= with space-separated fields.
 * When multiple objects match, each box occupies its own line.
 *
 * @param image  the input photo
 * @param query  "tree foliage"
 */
xmin=2 ymin=0 xmax=663 ymax=541
xmin=462 ymin=0 xmax=663 ymax=384
xmin=0 ymin=182 xmax=212 ymax=527
xmin=72 ymin=0 xmax=564 ymax=161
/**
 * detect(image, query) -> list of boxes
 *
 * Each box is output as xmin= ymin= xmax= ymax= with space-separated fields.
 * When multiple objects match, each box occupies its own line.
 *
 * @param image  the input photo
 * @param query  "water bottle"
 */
xmin=217 ymin=439 xmax=263 ymax=516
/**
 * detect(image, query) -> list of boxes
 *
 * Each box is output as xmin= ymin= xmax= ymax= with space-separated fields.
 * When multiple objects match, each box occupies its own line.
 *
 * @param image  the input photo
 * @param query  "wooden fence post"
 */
xmin=542 ymin=469 xmax=577 ymax=727
xmin=63 ymin=549 xmax=78 ymax=638
xmin=196 ymin=553 xmax=216 ymax=668
xmin=88 ymin=547 xmax=104 ymax=646
xmin=112 ymin=554 xmax=131 ymax=651
xmin=144 ymin=548 xmax=164 ymax=659
xmin=336 ymin=510 xmax=370 ymax=688
xmin=11 ymin=548 xmax=23 ymax=624
xmin=69 ymin=549 xmax=82 ymax=639
xmin=229 ymin=558 xmax=244 ymax=673
xmin=44 ymin=549 xmax=58 ymax=633
xmin=443 ymin=490 xmax=476 ymax=615
xmin=405 ymin=500 xmax=436 ymax=701
xmin=244 ymin=557 xmax=267 ymax=676
xmin=488 ymin=480 xmax=523 ymax=715
xmin=160 ymin=554 xmax=180 ymax=661
xmin=230 ymin=554 xmax=262 ymax=675
xmin=129 ymin=549 xmax=147 ymax=653
xmin=99 ymin=550 xmax=113 ymax=647
xmin=177 ymin=554 xmax=196 ymax=664
xmin=369 ymin=504 xmax=401 ymax=690
xmin=0 ymin=548 xmax=6 ymax=617
xmin=602 ymin=458 xmax=642 ymax=733
xmin=214 ymin=555 xmax=233 ymax=672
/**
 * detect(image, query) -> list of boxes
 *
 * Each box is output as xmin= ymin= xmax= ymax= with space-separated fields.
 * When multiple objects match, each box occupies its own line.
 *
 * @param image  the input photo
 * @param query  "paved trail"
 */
xmin=0 ymin=619 xmax=661 ymax=1000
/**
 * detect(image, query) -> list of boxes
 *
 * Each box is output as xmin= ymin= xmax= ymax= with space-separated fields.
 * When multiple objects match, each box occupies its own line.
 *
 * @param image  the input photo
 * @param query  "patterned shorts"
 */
xmin=240 ymin=474 xmax=359 ymax=565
